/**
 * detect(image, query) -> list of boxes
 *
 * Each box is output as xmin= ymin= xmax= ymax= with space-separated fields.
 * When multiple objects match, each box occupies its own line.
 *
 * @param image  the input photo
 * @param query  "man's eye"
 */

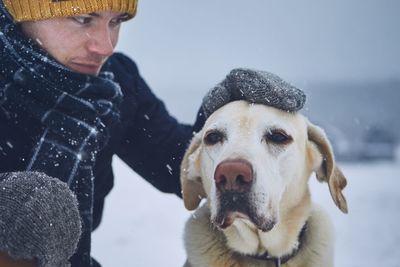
xmin=110 ymin=17 xmax=128 ymax=27
xmin=204 ymin=130 xmax=225 ymax=145
xmin=71 ymin=16 xmax=92 ymax=25
xmin=110 ymin=19 xmax=122 ymax=27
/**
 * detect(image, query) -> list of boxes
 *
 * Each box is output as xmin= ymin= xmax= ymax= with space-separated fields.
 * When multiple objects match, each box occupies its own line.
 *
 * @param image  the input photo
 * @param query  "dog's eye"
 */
xmin=265 ymin=129 xmax=292 ymax=145
xmin=204 ymin=130 xmax=225 ymax=145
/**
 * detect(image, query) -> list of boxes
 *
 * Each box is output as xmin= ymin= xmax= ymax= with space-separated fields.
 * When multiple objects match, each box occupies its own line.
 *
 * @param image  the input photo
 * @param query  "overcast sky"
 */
xmin=116 ymin=0 xmax=400 ymax=97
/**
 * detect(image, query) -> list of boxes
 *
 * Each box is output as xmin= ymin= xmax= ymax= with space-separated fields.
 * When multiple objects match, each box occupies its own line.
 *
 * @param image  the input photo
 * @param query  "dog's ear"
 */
xmin=307 ymin=120 xmax=348 ymax=214
xmin=180 ymin=132 xmax=206 ymax=211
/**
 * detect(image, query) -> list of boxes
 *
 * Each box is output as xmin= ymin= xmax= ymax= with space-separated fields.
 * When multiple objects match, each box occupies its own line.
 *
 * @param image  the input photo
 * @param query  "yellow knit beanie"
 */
xmin=3 ymin=0 xmax=138 ymax=22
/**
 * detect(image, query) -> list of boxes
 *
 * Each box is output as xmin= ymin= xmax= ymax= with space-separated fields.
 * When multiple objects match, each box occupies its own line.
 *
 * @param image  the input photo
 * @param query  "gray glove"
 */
xmin=202 ymin=68 xmax=306 ymax=118
xmin=0 ymin=172 xmax=81 ymax=267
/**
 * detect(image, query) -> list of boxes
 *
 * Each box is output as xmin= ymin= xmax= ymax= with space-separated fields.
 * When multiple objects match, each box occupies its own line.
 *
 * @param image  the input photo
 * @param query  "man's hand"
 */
xmin=0 ymin=172 xmax=81 ymax=267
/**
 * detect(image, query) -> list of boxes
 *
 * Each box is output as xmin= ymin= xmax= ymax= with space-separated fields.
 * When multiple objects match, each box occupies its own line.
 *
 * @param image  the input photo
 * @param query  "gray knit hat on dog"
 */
xmin=0 ymin=172 xmax=81 ymax=267
xmin=202 ymin=68 xmax=306 ymax=118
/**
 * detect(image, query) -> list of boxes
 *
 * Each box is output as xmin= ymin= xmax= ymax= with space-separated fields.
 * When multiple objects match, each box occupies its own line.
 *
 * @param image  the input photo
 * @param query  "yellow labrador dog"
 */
xmin=180 ymin=101 xmax=348 ymax=267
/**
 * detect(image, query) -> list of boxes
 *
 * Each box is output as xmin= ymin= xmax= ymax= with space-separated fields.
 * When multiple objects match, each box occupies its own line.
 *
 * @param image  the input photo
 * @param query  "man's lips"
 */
xmin=69 ymin=62 xmax=103 ymax=75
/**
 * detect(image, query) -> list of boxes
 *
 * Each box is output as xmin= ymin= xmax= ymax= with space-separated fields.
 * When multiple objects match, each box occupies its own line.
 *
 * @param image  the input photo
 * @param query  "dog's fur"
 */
xmin=180 ymin=101 xmax=348 ymax=267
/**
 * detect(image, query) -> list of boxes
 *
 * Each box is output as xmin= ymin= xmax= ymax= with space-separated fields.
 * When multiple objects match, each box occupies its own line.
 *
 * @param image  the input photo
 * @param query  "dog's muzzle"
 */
xmin=213 ymin=159 xmax=276 ymax=231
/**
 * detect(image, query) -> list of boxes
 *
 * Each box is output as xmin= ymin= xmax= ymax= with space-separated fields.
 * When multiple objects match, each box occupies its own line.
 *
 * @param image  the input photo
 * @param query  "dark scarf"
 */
xmin=0 ymin=3 xmax=123 ymax=266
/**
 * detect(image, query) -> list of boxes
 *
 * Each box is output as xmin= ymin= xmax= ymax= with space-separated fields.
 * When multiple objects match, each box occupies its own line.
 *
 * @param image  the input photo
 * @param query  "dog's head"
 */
xmin=181 ymin=101 xmax=347 ymax=232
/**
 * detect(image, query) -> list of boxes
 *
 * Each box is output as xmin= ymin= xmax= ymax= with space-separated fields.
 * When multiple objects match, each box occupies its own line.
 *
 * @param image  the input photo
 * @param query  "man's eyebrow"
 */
xmin=86 ymin=12 xmax=130 ymax=19
xmin=87 ymin=12 xmax=100 ymax=17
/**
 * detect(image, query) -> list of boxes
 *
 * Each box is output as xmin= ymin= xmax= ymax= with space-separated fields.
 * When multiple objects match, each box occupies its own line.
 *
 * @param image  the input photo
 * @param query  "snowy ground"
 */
xmin=92 ymin=155 xmax=400 ymax=267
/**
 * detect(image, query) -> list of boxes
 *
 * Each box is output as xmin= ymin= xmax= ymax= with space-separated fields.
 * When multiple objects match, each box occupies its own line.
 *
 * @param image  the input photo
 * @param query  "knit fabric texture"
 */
xmin=2 ymin=0 xmax=138 ymax=22
xmin=202 ymin=68 xmax=306 ymax=118
xmin=0 ymin=2 xmax=122 ymax=265
xmin=0 ymin=172 xmax=81 ymax=267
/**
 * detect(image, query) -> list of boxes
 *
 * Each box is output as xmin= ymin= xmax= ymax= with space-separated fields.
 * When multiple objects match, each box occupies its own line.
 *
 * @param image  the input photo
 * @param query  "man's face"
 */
xmin=20 ymin=11 xmax=130 ymax=75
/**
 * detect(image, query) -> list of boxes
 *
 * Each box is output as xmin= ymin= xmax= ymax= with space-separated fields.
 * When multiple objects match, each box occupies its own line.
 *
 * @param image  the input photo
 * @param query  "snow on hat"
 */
xmin=2 ymin=0 xmax=138 ymax=22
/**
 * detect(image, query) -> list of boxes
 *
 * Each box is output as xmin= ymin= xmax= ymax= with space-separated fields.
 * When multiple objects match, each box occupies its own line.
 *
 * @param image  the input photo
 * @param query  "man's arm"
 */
xmin=111 ymin=54 xmax=202 ymax=196
xmin=108 ymin=53 xmax=204 ymax=197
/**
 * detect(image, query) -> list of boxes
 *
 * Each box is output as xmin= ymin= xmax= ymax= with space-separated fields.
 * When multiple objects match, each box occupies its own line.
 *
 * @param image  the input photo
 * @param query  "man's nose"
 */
xmin=86 ymin=27 xmax=115 ymax=57
xmin=214 ymin=159 xmax=253 ymax=193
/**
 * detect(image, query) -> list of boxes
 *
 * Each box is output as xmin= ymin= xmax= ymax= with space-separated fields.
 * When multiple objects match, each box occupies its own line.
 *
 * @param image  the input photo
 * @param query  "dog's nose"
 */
xmin=214 ymin=159 xmax=253 ymax=193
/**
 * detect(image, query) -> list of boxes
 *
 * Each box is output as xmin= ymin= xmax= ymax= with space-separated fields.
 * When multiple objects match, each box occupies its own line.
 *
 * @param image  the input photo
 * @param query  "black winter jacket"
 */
xmin=0 ymin=52 xmax=204 ymax=265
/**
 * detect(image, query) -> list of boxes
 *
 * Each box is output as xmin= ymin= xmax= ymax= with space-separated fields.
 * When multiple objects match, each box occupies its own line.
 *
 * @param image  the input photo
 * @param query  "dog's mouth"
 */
xmin=213 ymin=192 xmax=276 ymax=232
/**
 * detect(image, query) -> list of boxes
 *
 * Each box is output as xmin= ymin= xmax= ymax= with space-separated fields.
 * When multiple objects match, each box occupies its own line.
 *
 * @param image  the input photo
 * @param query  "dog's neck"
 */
xmin=239 ymin=221 xmax=308 ymax=266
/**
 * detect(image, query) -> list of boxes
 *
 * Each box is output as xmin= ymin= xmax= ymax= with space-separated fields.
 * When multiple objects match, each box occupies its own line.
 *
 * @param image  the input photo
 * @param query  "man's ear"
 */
xmin=307 ymin=120 xmax=348 ymax=214
xmin=180 ymin=132 xmax=206 ymax=211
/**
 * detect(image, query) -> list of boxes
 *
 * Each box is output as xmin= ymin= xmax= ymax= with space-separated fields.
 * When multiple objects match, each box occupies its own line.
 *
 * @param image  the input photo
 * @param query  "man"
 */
xmin=0 ymin=0 xmax=305 ymax=266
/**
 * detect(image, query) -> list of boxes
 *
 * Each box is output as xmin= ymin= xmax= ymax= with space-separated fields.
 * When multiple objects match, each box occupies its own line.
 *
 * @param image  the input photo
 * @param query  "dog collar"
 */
xmin=239 ymin=222 xmax=308 ymax=267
